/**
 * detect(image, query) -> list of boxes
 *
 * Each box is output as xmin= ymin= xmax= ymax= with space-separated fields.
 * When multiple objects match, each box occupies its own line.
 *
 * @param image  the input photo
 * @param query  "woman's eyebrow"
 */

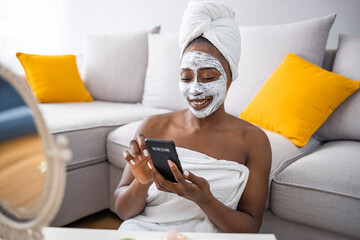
xmin=181 ymin=68 xmax=192 ymax=71
xmin=198 ymin=67 xmax=218 ymax=71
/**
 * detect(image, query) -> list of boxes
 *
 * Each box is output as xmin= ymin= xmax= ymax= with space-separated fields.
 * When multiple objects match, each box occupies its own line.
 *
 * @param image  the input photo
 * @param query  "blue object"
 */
xmin=0 ymin=76 xmax=37 ymax=142
xmin=0 ymin=76 xmax=26 ymax=111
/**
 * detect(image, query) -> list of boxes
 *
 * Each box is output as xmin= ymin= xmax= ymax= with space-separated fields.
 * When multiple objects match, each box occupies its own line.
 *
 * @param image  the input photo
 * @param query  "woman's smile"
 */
xmin=188 ymin=96 xmax=213 ymax=110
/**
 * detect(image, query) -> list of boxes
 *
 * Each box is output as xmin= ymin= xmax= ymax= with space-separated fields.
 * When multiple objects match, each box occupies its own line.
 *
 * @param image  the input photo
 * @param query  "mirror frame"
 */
xmin=0 ymin=65 xmax=72 ymax=240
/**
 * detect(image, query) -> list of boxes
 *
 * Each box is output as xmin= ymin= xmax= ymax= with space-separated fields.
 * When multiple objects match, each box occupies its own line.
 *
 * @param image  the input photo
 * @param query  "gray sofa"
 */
xmin=39 ymin=46 xmax=360 ymax=240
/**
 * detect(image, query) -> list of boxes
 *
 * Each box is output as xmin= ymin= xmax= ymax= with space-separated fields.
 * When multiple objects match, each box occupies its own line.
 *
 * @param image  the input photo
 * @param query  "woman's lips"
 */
xmin=188 ymin=97 xmax=213 ymax=110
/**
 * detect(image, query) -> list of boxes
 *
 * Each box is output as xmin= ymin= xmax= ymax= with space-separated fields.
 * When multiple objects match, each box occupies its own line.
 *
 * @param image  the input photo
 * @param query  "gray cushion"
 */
xmin=260 ymin=210 xmax=356 ymax=240
xmin=142 ymin=33 xmax=187 ymax=111
xmin=225 ymin=14 xmax=336 ymax=116
xmin=263 ymin=129 xmax=320 ymax=209
xmin=316 ymin=35 xmax=360 ymax=141
xmin=322 ymin=49 xmax=336 ymax=71
xmin=39 ymin=101 xmax=169 ymax=170
xmin=271 ymin=141 xmax=360 ymax=238
xmin=83 ymin=29 xmax=158 ymax=103
xmin=263 ymin=129 xmax=320 ymax=183
xmin=107 ymin=120 xmax=143 ymax=169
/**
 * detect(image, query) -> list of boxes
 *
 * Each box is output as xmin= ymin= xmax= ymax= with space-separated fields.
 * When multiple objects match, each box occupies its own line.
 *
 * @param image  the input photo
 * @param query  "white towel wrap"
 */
xmin=179 ymin=1 xmax=241 ymax=81
xmin=119 ymin=147 xmax=249 ymax=232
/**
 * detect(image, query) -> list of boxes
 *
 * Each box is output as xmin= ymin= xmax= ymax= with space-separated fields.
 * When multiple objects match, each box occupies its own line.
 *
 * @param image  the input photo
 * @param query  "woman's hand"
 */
xmin=123 ymin=134 xmax=153 ymax=185
xmin=148 ymin=159 xmax=214 ymax=206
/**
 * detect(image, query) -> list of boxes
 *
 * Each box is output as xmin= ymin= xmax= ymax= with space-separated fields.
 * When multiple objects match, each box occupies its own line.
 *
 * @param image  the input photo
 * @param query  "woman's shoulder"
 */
xmin=225 ymin=114 xmax=271 ymax=165
xmin=136 ymin=110 xmax=186 ymax=137
xmin=226 ymin=113 xmax=268 ymax=143
xmin=143 ymin=110 xmax=185 ymax=125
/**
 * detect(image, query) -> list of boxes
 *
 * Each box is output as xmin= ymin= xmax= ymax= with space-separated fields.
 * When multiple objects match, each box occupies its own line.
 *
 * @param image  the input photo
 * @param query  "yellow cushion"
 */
xmin=16 ymin=52 xmax=93 ymax=103
xmin=240 ymin=53 xmax=360 ymax=147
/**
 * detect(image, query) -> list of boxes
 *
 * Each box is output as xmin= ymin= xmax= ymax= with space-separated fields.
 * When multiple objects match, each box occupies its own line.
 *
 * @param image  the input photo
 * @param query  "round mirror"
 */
xmin=0 ymin=65 xmax=72 ymax=240
xmin=0 ymin=76 xmax=46 ymax=211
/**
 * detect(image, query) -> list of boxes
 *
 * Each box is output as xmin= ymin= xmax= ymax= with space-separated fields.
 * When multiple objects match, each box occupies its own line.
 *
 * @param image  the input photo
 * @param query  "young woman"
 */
xmin=114 ymin=1 xmax=271 ymax=233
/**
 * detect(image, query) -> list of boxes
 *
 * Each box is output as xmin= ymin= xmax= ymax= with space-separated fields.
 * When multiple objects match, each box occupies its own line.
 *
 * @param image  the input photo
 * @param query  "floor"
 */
xmin=0 ymin=134 xmax=45 ymax=209
xmin=65 ymin=209 xmax=123 ymax=229
xmin=0 ymin=132 xmax=122 ymax=230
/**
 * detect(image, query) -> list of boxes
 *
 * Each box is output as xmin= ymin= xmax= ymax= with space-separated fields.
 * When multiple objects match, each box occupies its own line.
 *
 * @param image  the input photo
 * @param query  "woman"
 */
xmin=114 ymin=1 xmax=271 ymax=233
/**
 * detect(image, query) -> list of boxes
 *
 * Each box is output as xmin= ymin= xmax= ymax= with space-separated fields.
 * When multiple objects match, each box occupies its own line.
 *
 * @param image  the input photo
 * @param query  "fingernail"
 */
xmin=168 ymin=160 xmax=173 ymax=167
xmin=147 ymin=162 xmax=152 ymax=169
xmin=130 ymin=160 xmax=135 ymax=165
xmin=184 ymin=170 xmax=189 ymax=177
xmin=138 ymin=155 xmax=143 ymax=161
xmin=143 ymin=149 xmax=149 ymax=157
xmin=122 ymin=151 xmax=127 ymax=158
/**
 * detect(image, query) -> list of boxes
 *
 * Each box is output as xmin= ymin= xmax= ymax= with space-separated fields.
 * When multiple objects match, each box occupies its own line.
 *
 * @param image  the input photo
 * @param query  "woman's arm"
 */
xmin=114 ymin=118 xmax=156 ymax=220
xmin=148 ymin=127 xmax=271 ymax=233
xmin=114 ymin=166 xmax=152 ymax=220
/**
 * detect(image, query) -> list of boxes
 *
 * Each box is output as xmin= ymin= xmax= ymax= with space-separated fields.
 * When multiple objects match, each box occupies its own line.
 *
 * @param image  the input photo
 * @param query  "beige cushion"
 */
xmin=263 ymin=129 xmax=320 ymax=209
xmin=271 ymin=141 xmax=360 ymax=238
xmin=83 ymin=28 xmax=159 ymax=103
xmin=107 ymin=121 xmax=143 ymax=169
xmin=316 ymin=34 xmax=360 ymax=141
xmin=141 ymin=33 xmax=187 ymax=110
xmin=225 ymin=14 xmax=336 ymax=116
xmin=39 ymin=102 xmax=169 ymax=170
xmin=263 ymin=129 xmax=320 ymax=183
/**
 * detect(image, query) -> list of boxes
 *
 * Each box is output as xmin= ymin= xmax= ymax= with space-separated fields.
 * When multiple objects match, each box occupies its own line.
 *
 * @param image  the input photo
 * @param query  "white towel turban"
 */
xmin=179 ymin=0 xmax=241 ymax=81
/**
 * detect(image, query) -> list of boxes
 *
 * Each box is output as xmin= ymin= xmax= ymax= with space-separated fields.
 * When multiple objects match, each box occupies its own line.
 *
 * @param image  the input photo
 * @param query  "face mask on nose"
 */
xmin=179 ymin=51 xmax=227 ymax=118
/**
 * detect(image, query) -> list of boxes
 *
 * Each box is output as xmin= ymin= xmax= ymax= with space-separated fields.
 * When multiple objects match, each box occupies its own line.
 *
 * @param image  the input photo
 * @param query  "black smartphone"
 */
xmin=145 ymin=138 xmax=183 ymax=183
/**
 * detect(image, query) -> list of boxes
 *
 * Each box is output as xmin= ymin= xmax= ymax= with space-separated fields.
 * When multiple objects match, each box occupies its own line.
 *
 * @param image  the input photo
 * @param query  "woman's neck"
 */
xmin=183 ymin=105 xmax=227 ymax=131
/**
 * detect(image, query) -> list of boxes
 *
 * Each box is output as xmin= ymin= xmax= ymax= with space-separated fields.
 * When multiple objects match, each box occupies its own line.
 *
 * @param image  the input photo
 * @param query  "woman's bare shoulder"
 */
xmin=224 ymin=114 xmax=271 ymax=168
xmin=135 ymin=110 xmax=185 ymax=137
xmin=226 ymin=113 xmax=269 ymax=149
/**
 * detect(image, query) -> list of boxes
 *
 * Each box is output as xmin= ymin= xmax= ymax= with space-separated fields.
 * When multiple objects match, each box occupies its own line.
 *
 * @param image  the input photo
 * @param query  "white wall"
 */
xmin=60 ymin=0 xmax=360 ymax=54
xmin=1 ymin=0 xmax=359 ymax=73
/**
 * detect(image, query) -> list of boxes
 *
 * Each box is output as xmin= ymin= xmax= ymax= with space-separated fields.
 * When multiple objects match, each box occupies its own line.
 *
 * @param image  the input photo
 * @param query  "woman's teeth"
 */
xmin=192 ymin=100 xmax=207 ymax=105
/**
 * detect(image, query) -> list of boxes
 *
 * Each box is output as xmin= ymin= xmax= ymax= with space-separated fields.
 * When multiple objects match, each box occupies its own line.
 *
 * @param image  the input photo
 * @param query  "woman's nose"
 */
xmin=189 ymin=82 xmax=204 ymax=96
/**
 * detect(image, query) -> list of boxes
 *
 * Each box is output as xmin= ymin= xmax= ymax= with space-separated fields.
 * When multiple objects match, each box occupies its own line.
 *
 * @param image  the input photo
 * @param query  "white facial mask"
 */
xmin=179 ymin=51 xmax=227 ymax=118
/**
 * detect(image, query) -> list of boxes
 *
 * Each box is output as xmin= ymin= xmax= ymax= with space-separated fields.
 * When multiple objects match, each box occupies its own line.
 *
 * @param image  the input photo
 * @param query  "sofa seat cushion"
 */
xmin=107 ymin=120 xmax=320 ymax=182
xmin=264 ymin=129 xmax=321 ymax=183
xmin=107 ymin=120 xmax=143 ymax=169
xmin=39 ymin=101 xmax=169 ymax=170
xmin=271 ymin=141 xmax=360 ymax=238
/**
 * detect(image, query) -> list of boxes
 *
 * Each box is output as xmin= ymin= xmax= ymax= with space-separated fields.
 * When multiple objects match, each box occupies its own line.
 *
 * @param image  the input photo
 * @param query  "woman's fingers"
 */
xmin=148 ymin=161 xmax=181 ymax=194
xmin=154 ymin=180 xmax=171 ymax=193
xmin=168 ymin=160 xmax=186 ymax=185
xmin=129 ymin=138 xmax=144 ymax=161
xmin=129 ymin=134 xmax=150 ymax=163
xmin=136 ymin=134 xmax=150 ymax=159
xmin=122 ymin=150 xmax=135 ymax=166
xmin=183 ymin=170 xmax=207 ymax=188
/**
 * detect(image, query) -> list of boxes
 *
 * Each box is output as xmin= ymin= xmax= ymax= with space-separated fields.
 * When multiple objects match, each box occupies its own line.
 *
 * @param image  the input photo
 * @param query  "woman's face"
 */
xmin=179 ymin=42 xmax=232 ymax=118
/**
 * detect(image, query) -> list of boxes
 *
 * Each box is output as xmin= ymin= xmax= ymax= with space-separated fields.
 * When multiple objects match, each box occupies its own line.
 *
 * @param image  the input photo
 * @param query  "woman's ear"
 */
xmin=226 ymin=76 xmax=232 ymax=91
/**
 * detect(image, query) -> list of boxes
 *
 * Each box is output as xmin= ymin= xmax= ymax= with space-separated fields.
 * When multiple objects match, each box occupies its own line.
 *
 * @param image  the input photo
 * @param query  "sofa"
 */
xmin=36 ymin=14 xmax=360 ymax=240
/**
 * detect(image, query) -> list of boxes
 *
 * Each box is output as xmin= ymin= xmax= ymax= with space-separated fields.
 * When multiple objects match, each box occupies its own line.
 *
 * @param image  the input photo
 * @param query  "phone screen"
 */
xmin=145 ymin=138 xmax=183 ymax=183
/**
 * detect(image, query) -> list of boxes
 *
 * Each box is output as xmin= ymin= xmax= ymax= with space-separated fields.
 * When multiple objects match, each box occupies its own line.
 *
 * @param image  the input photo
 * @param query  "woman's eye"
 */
xmin=181 ymin=77 xmax=192 ymax=81
xmin=203 ymin=77 xmax=215 ymax=81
